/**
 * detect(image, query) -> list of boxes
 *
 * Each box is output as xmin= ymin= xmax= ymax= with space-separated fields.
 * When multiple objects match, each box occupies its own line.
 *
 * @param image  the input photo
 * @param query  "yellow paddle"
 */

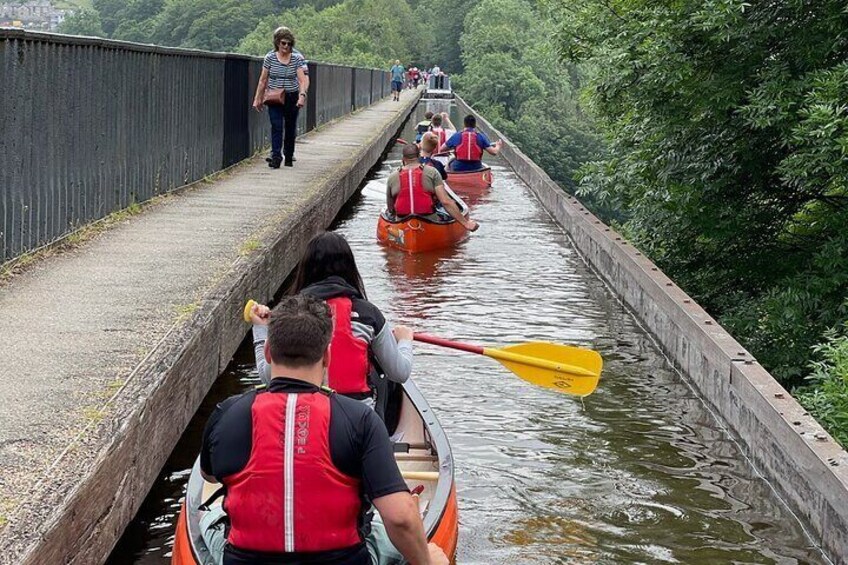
xmin=414 ymin=333 xmax=602 ymax=397
xmin=243 ymin=300 xmax=602 ymax=396
xmin=243 ymin=299 xmax=259 ymax=323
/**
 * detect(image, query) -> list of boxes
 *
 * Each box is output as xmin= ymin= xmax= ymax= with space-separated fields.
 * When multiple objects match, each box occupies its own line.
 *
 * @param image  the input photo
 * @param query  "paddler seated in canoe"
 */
xmin=414 ymin=111 xmax=433 ymax=143
xmin=430 ymin=114 xmax=450 ymax=147
xmin=419 ymin=133 xmax=447 ymax=180
xmin=387 ymin=144 xmax=479 ymax=231
xmin=439 ymin=114 xmax=503 ymax=172
xmin=200 ymin=294 xmax=449 ymax=565
xmin=248 ymin=232 xmax=414 ymax=412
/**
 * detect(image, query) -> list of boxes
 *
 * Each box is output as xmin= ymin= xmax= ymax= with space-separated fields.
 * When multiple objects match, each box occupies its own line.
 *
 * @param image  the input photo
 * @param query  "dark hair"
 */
xmin=464 ymin=115 xmax=476 ymax=128
xmin=424 ymin=111 xmax=434 ymax=120
xmin=291 ymin=232 xmax=367 ymax=298
xmin=402 ymin=143 xmax=420 ymax=161
xmin=273 ymin=26 xmax=295 ymax=50
xmin=430 ymin=114 xmax=443 ymax=127
xmin=267 ymin=295 xmax=332 ymax=367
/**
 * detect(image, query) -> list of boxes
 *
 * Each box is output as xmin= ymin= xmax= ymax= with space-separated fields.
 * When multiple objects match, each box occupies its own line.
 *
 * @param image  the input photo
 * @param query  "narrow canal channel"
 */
xmin=109 ymin=103 xmax=826 ymax=564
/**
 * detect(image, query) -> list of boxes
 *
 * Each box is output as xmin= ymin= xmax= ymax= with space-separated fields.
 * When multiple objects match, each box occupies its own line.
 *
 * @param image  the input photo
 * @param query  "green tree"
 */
xmin=454 ymin=0 xmax=603 ymax=189
xmin=57 ymin=8 xmax=106 ymax=37
xmin=550 ymin=0 xmax=848 ymax=387
xmin=239 ymin=0 xmax=424 ymax=67
xmin=413 ymin=0 xmax=478 ymax=73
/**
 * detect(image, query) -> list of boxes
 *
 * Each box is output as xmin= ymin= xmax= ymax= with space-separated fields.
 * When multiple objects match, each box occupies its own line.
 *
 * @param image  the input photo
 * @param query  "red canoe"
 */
xmin=377 ymin=212 xmax=468 ymax=254
xmin=446 ymin=162 xmax=493 ymax=193
xmin=172 ymin=379 xmax=459 ymax=564
xmin=377 ymin=187 xmax=470 ymax=253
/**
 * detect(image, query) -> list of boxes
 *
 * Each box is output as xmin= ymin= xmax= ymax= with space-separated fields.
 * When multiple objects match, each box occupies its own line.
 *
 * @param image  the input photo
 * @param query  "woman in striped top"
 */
xmin=252 ymin=26 xmax=309 ymax=168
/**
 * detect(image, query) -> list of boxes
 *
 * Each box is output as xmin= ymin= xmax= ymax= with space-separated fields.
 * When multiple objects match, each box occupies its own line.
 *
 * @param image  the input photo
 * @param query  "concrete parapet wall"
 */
xmin=2 ymin=93 xmax=418 ymax=565
xmin=454 ymin=96 xmax=848 ymax=563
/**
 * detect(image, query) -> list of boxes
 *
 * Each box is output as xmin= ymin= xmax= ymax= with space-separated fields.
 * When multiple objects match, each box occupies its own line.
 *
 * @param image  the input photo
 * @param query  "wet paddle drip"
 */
xmin=110 ymin=105 xmax=826 ymax=564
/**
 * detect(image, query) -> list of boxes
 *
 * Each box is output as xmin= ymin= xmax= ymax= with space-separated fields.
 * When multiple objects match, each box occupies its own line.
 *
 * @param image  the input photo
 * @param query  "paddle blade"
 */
xmin=494 ymin=342 xmax=602 ymax=397
xmin=243 ymin=299 xmax=257 ymax=323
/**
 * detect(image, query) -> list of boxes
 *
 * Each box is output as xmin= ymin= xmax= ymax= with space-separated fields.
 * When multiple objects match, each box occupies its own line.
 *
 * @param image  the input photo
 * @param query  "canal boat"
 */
xmin=171 ymin=379 xmax=458 ymax=564
xmin=445 ymin=162 xmax=493 ymax=193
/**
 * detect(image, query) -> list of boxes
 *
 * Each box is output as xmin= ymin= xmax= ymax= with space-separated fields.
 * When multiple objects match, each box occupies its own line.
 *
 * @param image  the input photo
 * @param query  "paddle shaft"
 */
xmin=413 ymin=333 xmax=596 ymax=378
xmin=414 ymin=333 xmax=483 ymax=354
xmin=401 ymin=470 xmax=440 ymax=481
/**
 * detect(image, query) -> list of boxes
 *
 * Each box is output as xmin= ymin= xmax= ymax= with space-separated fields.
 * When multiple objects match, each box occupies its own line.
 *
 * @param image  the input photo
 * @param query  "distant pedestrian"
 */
xmin=390 ymin=60 xmax=405 ymax=101
xmin=252 ymin=26 xmax=309 ymax=168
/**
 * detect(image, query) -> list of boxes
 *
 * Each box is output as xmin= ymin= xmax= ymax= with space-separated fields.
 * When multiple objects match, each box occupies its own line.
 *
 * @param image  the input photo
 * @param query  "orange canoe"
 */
xmin=377 ymin=212 xmax=468 ymax=254
xmin=172 ymin=379 xmax=459 ymax=564
xmin=446 ymin=162 xmax=493 ymax=193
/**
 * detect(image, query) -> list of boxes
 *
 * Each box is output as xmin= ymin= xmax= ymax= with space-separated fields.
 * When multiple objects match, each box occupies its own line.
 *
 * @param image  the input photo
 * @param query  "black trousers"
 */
xmin=223 ymin=542 xmax=369 ymax=564
xmin=268 ymin=91 xmax=300 ymax=160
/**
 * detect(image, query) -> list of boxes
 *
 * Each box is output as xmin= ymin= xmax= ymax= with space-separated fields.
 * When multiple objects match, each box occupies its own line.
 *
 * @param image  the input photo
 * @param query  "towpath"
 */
xmin=0 ymin=89 xmax=418 ymax=563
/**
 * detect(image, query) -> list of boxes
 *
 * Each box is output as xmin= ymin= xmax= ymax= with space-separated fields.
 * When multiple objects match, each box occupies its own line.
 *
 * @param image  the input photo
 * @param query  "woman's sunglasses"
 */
xmin=279 ymin=41 xmax=293 ymax=47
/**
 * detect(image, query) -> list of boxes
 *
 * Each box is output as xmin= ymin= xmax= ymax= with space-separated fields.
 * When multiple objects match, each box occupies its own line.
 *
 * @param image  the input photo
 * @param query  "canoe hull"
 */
xmin=431 ymin=485 xmax=459 ymax=561
xmin=172 ymin=488 xmax=460 ymax=564
xmin=446 ymin=165 xmax=493 ymax=193
xmin=377 ymin=214 xmax=467 ymax=254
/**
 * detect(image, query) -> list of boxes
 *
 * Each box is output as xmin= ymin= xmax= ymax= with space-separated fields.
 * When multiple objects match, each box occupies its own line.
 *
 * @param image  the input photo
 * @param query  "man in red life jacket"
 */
xmin=200 ymin=294 xmax=448 ymax=565
xmin=440 ymin=114 xmax=502 ymax=172
xmin=386 ymin=144 xmax=478 ymax=231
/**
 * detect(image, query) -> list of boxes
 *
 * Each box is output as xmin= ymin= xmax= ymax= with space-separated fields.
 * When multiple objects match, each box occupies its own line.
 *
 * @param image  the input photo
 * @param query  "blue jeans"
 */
xmin=449 ymin=159 xmax=484 ymax=172
xmin=268 ymin=92 xmax=299 ymax=161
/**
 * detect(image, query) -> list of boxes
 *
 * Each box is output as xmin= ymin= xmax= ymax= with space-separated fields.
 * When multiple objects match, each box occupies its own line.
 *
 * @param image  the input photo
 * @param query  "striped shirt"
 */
xmin=263 ymin=50 xmax=308 ymax=92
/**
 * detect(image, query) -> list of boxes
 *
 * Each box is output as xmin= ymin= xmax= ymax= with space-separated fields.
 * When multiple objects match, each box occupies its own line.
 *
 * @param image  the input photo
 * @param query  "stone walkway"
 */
xmin=0 ymin=89 xmax=418 ymax=563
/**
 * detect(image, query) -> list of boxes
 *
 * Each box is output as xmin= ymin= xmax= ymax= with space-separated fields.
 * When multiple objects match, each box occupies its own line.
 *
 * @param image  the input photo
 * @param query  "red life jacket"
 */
xmin=326 ymin=296 xmax=371 ymax=395
xmin=430 ymin=126 xmax=447 ymax=147
xmin=394 ymin=166 xmax=435 ymax=216
xmin=224 ymin=390 xmax=362 ymax=553
xmin=456 ymin=129 xmax=483 ymax=161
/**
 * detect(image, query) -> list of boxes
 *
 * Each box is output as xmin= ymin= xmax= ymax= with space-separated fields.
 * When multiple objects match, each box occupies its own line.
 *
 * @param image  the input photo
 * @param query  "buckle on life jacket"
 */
xmin=198 ymin=485 xmax=227 ymax=511
xmin=319 ymin=385 xmax=335 ymax=396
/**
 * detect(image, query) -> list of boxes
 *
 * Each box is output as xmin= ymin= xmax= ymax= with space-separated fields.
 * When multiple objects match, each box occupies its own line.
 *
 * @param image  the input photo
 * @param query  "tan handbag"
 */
xmin=262 ymin=88 xmax=285 ymax=106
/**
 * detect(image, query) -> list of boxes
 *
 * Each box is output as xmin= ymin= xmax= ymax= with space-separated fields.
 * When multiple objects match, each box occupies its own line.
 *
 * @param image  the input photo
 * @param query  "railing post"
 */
xmin=222 ymin=55 xmax=250 ymax=168
xmin=306 ymin=62 xmax=317 ymax=131
xmin=350 ymin=67 xmax=356 ymax=112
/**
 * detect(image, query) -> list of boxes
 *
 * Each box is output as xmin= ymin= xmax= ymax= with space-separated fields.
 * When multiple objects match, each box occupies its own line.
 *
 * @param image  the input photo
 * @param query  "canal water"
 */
xmin=109 ymin=103 xmax=826 ymax=564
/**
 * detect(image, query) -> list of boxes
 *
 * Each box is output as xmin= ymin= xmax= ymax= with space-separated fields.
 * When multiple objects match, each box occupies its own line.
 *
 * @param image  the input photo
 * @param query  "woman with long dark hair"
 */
xmin=248 ymin=232 xmax=414 ymax=409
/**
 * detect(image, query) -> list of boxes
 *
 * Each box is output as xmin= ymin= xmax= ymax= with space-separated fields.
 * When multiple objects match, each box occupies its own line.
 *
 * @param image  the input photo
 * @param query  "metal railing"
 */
xmin=0 ymin=29 xmax=390 ymax=262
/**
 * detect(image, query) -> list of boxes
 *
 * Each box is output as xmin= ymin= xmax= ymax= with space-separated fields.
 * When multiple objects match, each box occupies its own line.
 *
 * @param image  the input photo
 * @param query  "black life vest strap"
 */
xmin=198 ymin=486 xmax=226 ymax=511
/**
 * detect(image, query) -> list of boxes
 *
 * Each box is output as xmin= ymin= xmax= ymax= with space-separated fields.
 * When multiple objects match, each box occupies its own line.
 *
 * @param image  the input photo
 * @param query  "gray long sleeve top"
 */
xmin=252 ymin=323 xmax=413 ymax=387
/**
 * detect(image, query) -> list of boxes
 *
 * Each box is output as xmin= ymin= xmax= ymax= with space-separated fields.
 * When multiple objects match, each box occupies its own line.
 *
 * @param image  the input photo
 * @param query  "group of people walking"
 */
xmin=390 ymin=60 xmax=447 ymax=101
xmin=250 ymin=27 xmax=455 ymax=169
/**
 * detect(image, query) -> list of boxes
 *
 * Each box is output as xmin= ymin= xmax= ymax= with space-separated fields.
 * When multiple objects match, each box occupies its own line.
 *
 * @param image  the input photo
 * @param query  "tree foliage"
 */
xmin=796 ymin=326 xmax=848 ymax=448
xmin=454 ymin=0 xmax=603 ymax=190
xmin=239 ymin=0 xmax=424 ymax=68
xmin=412 ymin=0 xmax=477 ymax=73
xmin=550 ymin=0 xmax=848 ymax=438
xmin=57 ymin=8 xmax=105 ymax=37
